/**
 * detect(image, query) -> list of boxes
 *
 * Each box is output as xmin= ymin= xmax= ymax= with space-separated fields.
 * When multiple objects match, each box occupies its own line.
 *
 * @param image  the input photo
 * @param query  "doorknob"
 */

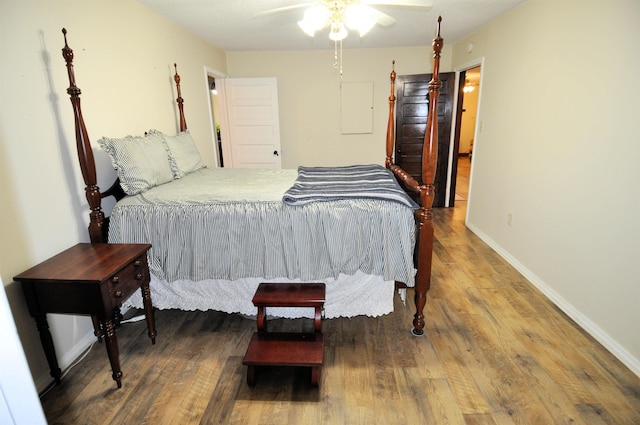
xmin=273 ymin=150 xmax=279 ymax=156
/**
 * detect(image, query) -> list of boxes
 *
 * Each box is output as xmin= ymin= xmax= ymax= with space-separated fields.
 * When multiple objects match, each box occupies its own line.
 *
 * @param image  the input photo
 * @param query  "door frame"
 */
xmin=448 ymin=57 xmax=484 ymax=215
xmin=444 ymin=70 xmax=464 ymax=207
xmin=204 ymin=66 xmax=226 ymax=167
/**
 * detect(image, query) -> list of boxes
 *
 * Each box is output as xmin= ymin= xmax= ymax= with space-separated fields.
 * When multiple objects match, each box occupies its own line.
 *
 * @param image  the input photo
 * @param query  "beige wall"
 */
xmin=226 ymin=46 xmax=453 ymax=169
xmin=0 ymin=0 xmax=226 ymax=390
xmin=451 ymin=0 xmax=640 ymax=374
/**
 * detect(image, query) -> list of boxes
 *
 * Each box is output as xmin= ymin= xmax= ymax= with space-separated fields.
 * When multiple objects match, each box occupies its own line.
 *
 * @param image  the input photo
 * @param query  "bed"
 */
xmin=60 ymin=17 xmax=443 ymax=335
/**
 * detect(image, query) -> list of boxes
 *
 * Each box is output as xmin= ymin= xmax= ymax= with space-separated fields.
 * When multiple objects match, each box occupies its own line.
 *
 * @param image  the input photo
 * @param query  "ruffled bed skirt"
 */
xmin=124 ymin=270 xmax=398 ymax=319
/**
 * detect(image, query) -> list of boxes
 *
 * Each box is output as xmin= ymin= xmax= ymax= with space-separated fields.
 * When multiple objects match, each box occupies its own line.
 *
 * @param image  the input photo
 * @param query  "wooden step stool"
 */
xmin=242 ymin=282 xmax=325 ymax=387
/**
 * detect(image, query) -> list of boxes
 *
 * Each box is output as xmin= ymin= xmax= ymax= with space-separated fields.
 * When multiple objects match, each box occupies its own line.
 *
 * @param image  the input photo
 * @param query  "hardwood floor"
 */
xmin=455 ymin=154 xmax=470 ymax=201
xmin=40 ymin=205 xmax=640 ymax=424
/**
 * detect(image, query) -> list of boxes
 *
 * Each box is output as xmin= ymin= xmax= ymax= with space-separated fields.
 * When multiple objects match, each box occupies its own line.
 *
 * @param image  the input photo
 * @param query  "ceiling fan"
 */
xmin=255 ymin=0 xmax=433 ymax=77
xmin=255 ymin=0 xmax=433 ymax=41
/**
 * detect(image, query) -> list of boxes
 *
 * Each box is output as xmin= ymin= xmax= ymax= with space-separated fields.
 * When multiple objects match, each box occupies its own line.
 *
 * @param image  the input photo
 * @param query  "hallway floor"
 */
xmin=455 ymin=155 xmax=471 ymax=201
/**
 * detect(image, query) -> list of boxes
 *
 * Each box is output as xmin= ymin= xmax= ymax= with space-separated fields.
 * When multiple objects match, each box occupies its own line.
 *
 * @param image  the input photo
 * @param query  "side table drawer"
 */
xmin=107 ymin=254 xmax=149 ymax=305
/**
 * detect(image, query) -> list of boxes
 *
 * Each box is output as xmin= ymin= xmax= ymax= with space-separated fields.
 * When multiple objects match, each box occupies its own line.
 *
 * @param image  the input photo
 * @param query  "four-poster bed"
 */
xmin=61 ymin=17 xmax=443 ymax=336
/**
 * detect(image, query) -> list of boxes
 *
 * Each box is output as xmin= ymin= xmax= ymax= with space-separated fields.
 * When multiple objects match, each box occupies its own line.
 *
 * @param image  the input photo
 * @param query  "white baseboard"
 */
xmin=466 ymin=222 xmax=640 ymax=378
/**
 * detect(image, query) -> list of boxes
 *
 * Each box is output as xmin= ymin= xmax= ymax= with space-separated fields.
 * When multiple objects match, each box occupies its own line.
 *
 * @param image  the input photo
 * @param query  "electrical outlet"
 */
xmin=507 ymin=213 xmax=513 ymax=226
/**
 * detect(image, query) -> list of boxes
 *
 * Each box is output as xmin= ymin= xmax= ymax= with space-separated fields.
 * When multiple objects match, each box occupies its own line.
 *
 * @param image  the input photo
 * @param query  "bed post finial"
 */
xmin=385 ymin=60 xmax=397 ymax=169
xmin=61 ymin=28 xmax=74 ymax=83
xmin=174 ymin=63 xmax=188 ymax=132
xmin=61 ymin=28 xmax=107 ymax=243
xmin=433 ymin=16 xmax=443 ymax=61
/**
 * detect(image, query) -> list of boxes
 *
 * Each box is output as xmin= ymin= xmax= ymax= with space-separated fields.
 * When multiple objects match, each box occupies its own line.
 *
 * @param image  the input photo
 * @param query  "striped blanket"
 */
xmin=282 ymin=164 xmax=418 ymax=208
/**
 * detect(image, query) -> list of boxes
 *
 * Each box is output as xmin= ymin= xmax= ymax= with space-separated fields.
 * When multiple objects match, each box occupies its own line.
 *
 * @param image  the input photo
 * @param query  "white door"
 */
xmin=217 ymin=77 xmax=282 ymax=169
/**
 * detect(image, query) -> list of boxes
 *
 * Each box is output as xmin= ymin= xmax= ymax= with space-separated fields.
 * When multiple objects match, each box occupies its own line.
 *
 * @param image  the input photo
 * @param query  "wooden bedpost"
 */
xmin=61 ymin=28 xmax=106 ymax=243
xmin=174 ymin=63 xmax=187 ymax=132
xmin=411 ymin=16 xmax=443 ymax=336
xmin=385 ymin=17 xmax=443 ymax=336
xmin=385 ymin=61 xmax=396 ymax=169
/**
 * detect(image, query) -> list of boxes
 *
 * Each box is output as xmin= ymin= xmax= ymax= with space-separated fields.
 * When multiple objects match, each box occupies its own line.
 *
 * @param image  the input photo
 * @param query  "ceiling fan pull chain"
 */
xmin=333 ymin=39 xmax=344 ymax=79
xmin=339 ymin=39 xmax=343 ymax=79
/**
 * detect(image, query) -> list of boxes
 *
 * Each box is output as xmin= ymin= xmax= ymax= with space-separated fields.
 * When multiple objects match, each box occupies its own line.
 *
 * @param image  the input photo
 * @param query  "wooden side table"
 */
xmin=14 ymin=243 xmax=156 ymax=388
xmin=242 ymin=282 xmax=325 ymax=386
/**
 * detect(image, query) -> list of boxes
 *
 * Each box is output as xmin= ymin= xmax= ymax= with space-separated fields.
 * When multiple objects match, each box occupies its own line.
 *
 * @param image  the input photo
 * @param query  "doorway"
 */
xmin=205 ymin=66 xmax=226 ymax=168
xmin=207 ymin=75 xmax=224 ymax=167
xmin=453 ymin=65 xmax=480 ymax=204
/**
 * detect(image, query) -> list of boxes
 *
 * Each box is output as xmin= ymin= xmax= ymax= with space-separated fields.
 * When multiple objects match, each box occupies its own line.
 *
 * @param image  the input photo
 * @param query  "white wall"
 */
xmin=0 ymin=0 xmax=226 ymax=392
xmin=451 ymin=0 xmax=640 ymax=375
xmin=226 ymin=46 xmax=453 ymax=169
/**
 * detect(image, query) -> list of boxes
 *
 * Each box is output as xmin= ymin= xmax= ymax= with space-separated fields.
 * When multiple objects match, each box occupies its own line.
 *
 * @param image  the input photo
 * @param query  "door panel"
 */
xmin=219 ymin=77 xmax=282 ymax=169
xmin=396 ymin=73 xmax=455 ymax=207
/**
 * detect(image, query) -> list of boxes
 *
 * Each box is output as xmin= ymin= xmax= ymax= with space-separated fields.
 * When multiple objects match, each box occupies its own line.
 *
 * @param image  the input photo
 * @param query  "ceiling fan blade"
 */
xmin=362 ymin=6 xmax=397 ymax=27
xmin=253 ymin=2 xmax=315 ymax=18
xmin=364 ymin=0 xmax=433 ymax=8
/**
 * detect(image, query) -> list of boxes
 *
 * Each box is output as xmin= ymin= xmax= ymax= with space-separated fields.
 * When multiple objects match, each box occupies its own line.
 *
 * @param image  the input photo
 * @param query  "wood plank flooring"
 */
xmin=455 ymin=155 xmax=470 ymax=200
xmin=40 ymin=204 xmax=640 ymax=424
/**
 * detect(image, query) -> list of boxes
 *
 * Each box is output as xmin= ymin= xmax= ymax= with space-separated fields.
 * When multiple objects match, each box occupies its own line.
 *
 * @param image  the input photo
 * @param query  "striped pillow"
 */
xmin=98 ymin=132 xmax=174 ymax=195
xmin=150 ymin=129 xmax=204 ymax=178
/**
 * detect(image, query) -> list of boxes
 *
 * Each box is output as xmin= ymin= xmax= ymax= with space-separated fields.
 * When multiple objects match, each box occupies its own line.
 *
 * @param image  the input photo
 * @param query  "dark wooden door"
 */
xmin=395 ymin=73 xmax=455 ymax=207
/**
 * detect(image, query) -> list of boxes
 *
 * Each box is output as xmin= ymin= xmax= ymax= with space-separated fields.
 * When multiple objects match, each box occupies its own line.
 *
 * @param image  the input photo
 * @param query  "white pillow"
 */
xmin=153 ymin=130 xmax=204 ymax=178
xmin=98 ymin=132 xmax=174 ymax=195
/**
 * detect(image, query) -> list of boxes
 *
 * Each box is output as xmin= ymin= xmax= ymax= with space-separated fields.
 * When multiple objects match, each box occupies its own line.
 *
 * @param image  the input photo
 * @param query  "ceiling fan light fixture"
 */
xmin=298 ymin=5 xmax=330 ymax=36
xmin=345 ymin=4 xmax=376 ymax=37
xmin=298 ymin=19 xmax=318 ymax=37
xmin=294 ymin=0 xmax=401 ymax=77
xmin=328 ymin=21 xmax=348 ymax=41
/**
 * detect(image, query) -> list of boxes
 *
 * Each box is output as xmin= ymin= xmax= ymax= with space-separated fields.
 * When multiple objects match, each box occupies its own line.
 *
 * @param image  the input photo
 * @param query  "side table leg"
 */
xmin=34 ymin=314 xmax=62 ymax=384
xmin=113 ymin=307 xmax=123 ymax=328
xmin=140 ymin=283 xmax=156 ymax=344
xmin=102 ymin=319 xmax=123 ymax=388
xmin=311 ymin=366 xmax=320 ymax=387
xmin=247 ymin=365 xmax=256 ymax=386
xmin=90 ymin=315 xmax=103 ymax=342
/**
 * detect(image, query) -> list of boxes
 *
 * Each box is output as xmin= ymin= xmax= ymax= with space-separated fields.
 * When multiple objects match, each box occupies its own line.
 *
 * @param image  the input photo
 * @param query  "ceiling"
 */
xmin=137 ymin=0 xmax=526 ymax=51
